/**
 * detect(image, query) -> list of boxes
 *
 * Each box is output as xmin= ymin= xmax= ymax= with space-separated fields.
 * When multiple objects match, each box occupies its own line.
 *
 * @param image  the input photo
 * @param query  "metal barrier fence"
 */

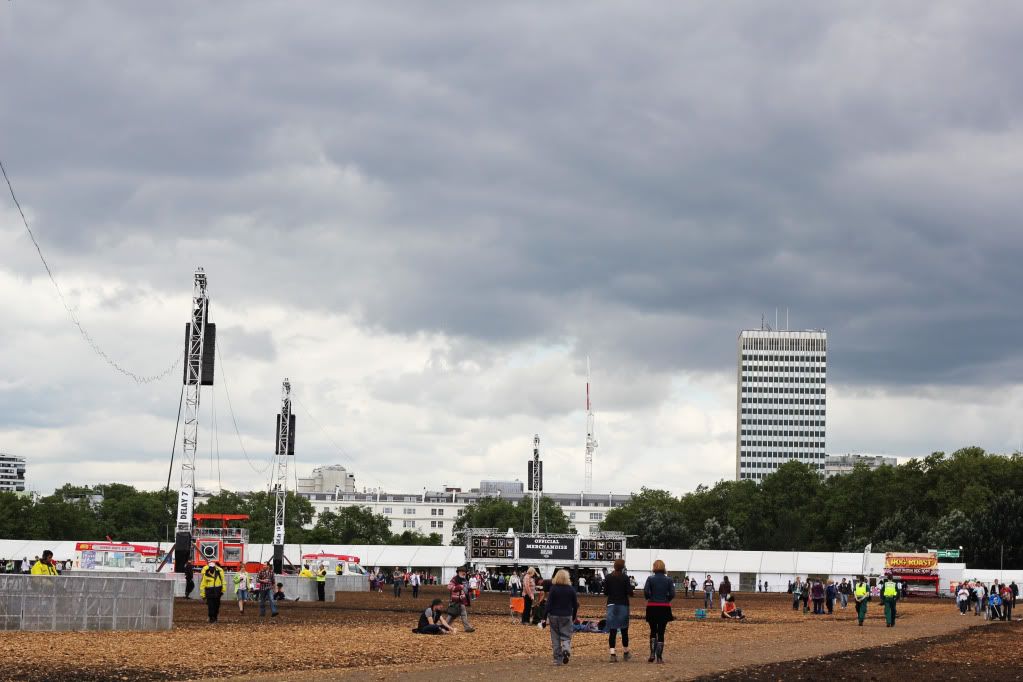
xmin=0 ymin=574 xmax=174 ymax=631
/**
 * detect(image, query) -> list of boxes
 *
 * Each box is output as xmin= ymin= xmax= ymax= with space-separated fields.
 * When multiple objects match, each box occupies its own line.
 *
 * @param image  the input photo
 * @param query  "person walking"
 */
xmin=256 ymin=560 xmax=278 ymax=620
xmin=702 ymin=574 xmax=714 ymax=611
xmin=811 ymin=580 xmax=825 ymax=615
xmin=29 ymin=550 xmax=58 ymax=576
xmin=393 ymin=568 xmax=404 ymax=598
xmin=199 ymin=560 xmax=226 ymax=624
xmin=233 ymin=567 xmax=249 ymax=613
xmin=825 ymin=580 xmax=836 ymax=615
xmin=604 ymin=558 xmax=634 ymax=662
xmin=956 ymin=584 xmax=970 ymax=615
xmin=316 ymin=562 xmax=328 ymax=602
xmin=183 ymin=559 xmax=195 ymax=599
xmin=854 ymin=578 xmax=869 ymax=626
xmin=880 ymin=573 xmax=899 ymax=627
xmin=521 ymin=567 xmax=537 ymax=625
xmin=410 ymin=571 xmax=421 ymax=599
xmin=546 ymin=569 xmax=579 ymax=666
xmin=445 ymin=566 xmax=475 ymax=632
xmin=683 ymin=576 xmax=690 ymax=599
xmin=792 ymin=577 xmax=802 ymax=610
xmin=838 ymin=578 xmax=851 ymax=609
xmin=689 ymin=577 xmax=697 ymax=597
xmin=644 ymin=560 xmax=675 ymax=664
xmin=718 ymin=576 xmax=732 ymax=611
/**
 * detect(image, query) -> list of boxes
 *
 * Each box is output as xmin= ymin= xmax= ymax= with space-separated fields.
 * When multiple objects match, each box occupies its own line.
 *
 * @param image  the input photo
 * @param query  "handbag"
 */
xmin=446 ymin=601 xmax=462 ymax=617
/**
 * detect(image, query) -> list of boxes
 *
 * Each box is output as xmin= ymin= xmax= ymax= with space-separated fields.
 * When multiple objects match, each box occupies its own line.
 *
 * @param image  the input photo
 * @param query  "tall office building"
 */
xmin=0 ymin=452 xmax=26 ymax=493
xmin=736 ymin=329 xmax=827 ymax=481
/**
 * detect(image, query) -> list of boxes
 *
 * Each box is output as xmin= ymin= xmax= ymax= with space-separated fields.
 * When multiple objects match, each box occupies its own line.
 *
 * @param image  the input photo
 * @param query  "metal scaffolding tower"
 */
xmin=584 ymin=357 xmax=598 ymax=493
xmin=271 ymin=378 xmax=294 ymax=573
xmin=175 ymin=269 xmax=210 ymax=572
xmin=529 ymin=434 xmax=542 ymax=533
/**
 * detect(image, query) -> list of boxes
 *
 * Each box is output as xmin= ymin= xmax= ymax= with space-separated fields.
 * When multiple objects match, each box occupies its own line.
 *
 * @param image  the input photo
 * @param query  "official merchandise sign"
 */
xmin=517 ymin=536 xmax=575 ymax=561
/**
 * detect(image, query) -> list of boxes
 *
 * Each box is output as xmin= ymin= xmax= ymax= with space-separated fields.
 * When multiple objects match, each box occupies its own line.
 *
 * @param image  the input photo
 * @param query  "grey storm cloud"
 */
xmin=2 ymin=0 xmax=1023 ymax=390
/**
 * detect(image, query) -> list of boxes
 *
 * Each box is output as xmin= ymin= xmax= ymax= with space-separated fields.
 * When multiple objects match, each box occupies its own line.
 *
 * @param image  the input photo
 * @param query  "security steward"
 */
xmin=299 ymin=564 xmax=313 ymax=579
xmin=879 ymin=572 xmax=899 ymax=627
xmin=853 ymin=578 xmax=869 ymax=626
xmin=199 ymin=560 xmax=227 ymax=623
xmin=316 ymin=562 xmax=328 ymax=601
xmin=30 ymin=550 xmax=59 ymax=575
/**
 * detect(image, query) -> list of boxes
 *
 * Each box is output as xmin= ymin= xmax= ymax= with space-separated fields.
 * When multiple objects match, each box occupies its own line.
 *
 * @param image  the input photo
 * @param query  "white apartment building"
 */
xmin=824 ymin=453 xmax=897 ymax=478
xmin=0 ymin=453 xmax=26 ymax=493
xmin=299 ymin=480 xmax=632 ymax=545
xmin=736 ymin=329 xmax=827 ymax=481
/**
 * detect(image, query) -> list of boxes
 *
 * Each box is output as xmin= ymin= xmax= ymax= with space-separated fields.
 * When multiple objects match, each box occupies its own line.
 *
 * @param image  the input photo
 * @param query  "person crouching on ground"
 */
xmin=546 ymin=569 xmax=579 ymax=666
xmin=414 ymin=598 xmax=455 ymax=635
xmin=644 ymin=559 xmax=675 ymax=664
xmin=199 ymin=560 xmax=226 ymax=624
xmin=721 ymin=593 xmax=746 ymax=620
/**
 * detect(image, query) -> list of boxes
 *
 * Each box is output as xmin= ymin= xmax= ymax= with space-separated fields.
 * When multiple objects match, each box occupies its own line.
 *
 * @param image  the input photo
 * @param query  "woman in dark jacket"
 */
xmin=546 ymin=569 xmax=579 ymax=666
xmin=643 ymin=559 xmax=675 ymax=664
xmin=604 ymin=558 xmax=634 ymax=662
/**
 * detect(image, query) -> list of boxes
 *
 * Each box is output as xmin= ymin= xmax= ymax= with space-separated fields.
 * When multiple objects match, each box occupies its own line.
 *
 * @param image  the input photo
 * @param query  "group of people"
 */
xmin=1 ymin=554 xmax=71 ymax=574
xmin=789 ymin=577 xmax=855 ymax=615
xmin=186 ymin=560 xmax=289 ymax=623
xmin=414 ymin=559 xmax=750 ymax=667
xmin=368 ymin=568 xmax=435 ymax=595
xmin=955 ymin=579 xmax=1017 ymax=620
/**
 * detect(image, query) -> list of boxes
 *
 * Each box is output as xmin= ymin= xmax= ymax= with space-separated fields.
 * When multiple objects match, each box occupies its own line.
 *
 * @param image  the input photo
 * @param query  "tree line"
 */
xmin=599 ymin=447 xmax=1022 ymax=569
xmin=0 ymin=485 xmax=441 ymax=546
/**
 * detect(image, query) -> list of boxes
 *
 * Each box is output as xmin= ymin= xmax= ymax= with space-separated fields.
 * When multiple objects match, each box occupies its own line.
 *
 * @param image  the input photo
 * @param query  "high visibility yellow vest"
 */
xmin=883 ymin=581 xmax=897 ymax=597
xmin=854 ymin=583 xmax=867 ymax=598
xmin=316 ymin=569 xmax=327 ymax=582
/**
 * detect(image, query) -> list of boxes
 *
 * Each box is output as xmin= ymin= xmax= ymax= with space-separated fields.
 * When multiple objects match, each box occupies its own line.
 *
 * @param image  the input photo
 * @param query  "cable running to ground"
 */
xmin=0 ymin=157 xmax=180 ymax=384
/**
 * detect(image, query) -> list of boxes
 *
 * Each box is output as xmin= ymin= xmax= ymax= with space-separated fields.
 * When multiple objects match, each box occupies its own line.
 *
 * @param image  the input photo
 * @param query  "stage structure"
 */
xmin=528 ymin=434 xmax=542 ymax=533
xmin=584 ymin=357 xmax=598 ymax=493
xmin=175 ymin=269 xmax=215 ymax=572
xmin=271 ymin=378 xmax=296 ymax=573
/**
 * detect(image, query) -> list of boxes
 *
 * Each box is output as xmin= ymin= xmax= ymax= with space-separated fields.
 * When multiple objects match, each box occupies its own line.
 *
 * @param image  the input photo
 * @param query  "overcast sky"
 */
xmin=2 ymin=2 xmax=1022 ymax=498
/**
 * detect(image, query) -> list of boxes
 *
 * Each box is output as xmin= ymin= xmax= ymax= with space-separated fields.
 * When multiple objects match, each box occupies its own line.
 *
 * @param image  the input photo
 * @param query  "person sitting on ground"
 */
xmin=414 ymin=598 xmax=455 ymax=634
xmin=274 ymin=582 xmax=290 ymax=601
xmin=721 ymin=593 xmax=746 ymax=621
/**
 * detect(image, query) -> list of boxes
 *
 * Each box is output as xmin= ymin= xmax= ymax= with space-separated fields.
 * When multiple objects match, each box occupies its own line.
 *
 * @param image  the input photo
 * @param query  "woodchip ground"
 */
xmin=4 ymin=588 xmax=1019 ymax=681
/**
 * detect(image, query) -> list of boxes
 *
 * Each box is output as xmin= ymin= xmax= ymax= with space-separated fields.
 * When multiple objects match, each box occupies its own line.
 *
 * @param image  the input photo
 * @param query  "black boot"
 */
xmin=648 ymin=638 xmax=656 ymax=663
xmin=655 ymin=642 xmax=665 ymax=664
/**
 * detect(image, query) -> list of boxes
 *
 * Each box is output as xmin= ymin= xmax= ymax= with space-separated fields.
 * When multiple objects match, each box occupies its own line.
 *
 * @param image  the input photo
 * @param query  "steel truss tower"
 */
xmin=531 ymin=434 xmax=541 ymax=533
xmin=271 ymin=378 xmax=294 ymax=573
xmin=175 ymin=269 xmax=210 ymax=571
xmin=584 ymin=357 xmax=598 ymax=493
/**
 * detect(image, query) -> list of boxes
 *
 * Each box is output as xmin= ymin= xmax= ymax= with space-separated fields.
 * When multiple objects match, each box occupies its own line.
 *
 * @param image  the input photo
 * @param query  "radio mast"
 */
xmin=175 ymin=269 xmax=216 ymax=572
xmin=271 ymin=378 xmax=295 ymax=573
xmin=584 ymin=357 xmax=598 ymax=494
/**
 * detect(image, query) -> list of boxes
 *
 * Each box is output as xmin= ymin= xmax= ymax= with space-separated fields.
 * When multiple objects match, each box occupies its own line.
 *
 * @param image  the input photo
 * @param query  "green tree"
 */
xmin=0 ymin=492 xmax=37 ymax=539
xmin=304 ymin=506 xmax=393 ymax=545
xmin=692 ymin=517 xmax=741 ymax=550
xmin=387 ymin=530 xmax=443 ymax=546
xmin=925 ymin=509 xmax=974 ymax=554
xmin=451 ymin=495 xmax=570 ymax=545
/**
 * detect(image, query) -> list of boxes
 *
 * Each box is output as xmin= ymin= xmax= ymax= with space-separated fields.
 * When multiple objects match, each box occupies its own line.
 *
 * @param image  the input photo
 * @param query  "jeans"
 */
xmin=704 ymin=591 xmax=713 ymax=610
xmin=258 ymin=588 xmax=278 ymax=616
xmin=412 ymin=584 xmax=420 ymax=598
xmin=393 ymin=582 xmax=402 ymax=597
xmin=548 ymin=615 xmax=574 ymax=662
xmin=839 ymin=593 xmax=848 ymax=608
xmin=445 ymin=603 xmax=472 ymax=630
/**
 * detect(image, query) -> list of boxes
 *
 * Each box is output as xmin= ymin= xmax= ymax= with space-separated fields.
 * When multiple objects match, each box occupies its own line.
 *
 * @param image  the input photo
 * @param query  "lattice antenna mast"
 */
xmin=175 ymin=268 xmax=215 ymax=572
xmin=272 ymin=378 xmax=295 ymax=573
xmin=584 ymin=356 xmax=598 ymax=493
xmin=531 ymin=434 xmax=542 ymax=533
